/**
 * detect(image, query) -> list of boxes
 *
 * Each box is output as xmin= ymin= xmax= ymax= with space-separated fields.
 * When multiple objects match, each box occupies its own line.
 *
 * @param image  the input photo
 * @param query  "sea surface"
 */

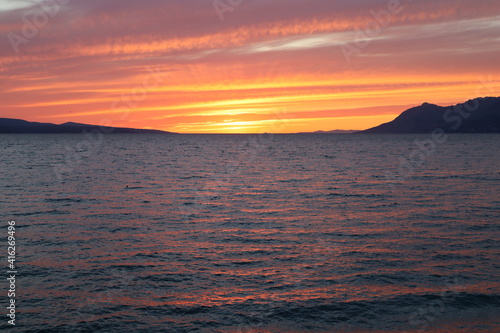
xmin=1 ymin=133 xmax=499 ymax=332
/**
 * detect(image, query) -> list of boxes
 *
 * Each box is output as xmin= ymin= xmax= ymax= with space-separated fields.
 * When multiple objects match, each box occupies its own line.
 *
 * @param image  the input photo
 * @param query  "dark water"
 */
xmin=1 ymin=133 xmax=499 ymax=332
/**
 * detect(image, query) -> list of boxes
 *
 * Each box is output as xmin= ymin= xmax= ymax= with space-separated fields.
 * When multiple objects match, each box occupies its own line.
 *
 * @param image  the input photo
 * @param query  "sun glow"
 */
xmin=1 ymin=1 xmax=500 ymax=133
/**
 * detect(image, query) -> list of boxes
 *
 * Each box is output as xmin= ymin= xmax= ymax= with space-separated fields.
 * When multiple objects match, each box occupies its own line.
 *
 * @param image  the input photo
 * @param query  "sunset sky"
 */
xmin=1 ymin=0 xmax=499 ymax=133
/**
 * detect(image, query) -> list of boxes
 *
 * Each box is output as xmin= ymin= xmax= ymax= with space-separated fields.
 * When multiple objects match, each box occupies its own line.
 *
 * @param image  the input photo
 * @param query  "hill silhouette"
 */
xmin=359 ymin=97 xmax=500 ymax=133
xmin=0 ymin=118 xmax=175 ymax=134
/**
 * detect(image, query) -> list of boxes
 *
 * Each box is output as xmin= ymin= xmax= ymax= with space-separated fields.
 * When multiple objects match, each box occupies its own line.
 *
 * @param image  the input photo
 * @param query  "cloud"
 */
xmin=1 ymin=0 xmax=499 ymax=132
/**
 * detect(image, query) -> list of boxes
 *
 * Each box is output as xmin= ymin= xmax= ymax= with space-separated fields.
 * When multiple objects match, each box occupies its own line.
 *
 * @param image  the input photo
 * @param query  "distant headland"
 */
xmin=0 ymin=118 xmax=176 ymax=134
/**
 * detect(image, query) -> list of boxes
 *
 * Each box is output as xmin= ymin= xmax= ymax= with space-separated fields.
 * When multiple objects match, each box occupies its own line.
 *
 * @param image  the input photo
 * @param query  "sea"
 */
xmin=0 ymin=133 xmax=499 ymax=332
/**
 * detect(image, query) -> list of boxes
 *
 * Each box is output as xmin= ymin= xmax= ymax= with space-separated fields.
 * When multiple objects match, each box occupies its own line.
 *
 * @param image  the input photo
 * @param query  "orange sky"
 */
xmin=1 ymin=0 xmax=500 ymax=133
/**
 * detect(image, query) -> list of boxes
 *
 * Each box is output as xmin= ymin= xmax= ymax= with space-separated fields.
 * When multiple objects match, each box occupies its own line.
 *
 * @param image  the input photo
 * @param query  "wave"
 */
xmin=14 ymin=292 xmax=499 ymax=333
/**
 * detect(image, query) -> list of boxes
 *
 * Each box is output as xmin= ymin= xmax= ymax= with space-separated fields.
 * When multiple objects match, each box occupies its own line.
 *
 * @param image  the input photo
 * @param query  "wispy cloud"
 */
xmin=1 ymin=0 xmax=499 ymax=132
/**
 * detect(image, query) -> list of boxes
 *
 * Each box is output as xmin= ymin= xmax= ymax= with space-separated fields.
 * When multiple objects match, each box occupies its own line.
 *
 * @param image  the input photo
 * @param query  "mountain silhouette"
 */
xmin=359 ymin=97 xmax=500 ymax=133
xmin=0 ymin=118 xmax=176 ymax=134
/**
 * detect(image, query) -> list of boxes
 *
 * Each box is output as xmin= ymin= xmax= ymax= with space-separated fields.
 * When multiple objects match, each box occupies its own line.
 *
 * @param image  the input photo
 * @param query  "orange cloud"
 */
xmin=1 ymin=0 xmax=499 ymax=132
